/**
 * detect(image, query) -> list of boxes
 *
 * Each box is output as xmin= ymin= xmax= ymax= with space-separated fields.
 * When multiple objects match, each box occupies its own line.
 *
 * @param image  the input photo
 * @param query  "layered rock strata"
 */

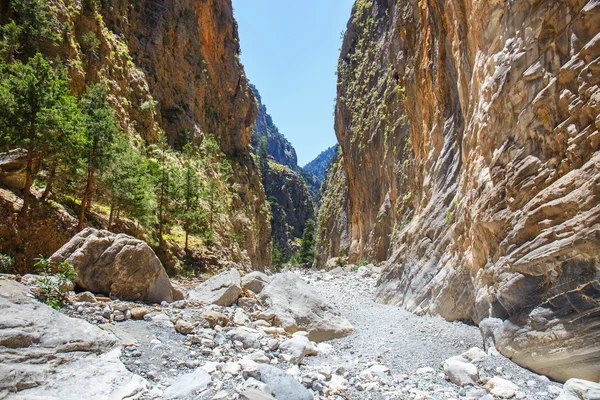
xmin=318 ymin=0 xmax=600 ymax=382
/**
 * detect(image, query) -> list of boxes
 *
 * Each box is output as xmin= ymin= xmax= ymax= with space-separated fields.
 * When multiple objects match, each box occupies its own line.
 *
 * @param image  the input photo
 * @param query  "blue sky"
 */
xmin=233 ymin=1 xmax=355 ymax=166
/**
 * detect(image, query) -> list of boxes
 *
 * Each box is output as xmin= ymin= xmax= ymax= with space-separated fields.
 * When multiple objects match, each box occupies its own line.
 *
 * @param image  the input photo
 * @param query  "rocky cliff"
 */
xmin=303 ymin=145 xmax=338 ymax=183
xmin=264 ymin=161 xmax=315 ymax=261
xmin=0 ymin=0 xmax=270 ymax=269
xmin=318 ymin=0 xmax=600 ymax=382
xmin=249 ymin=85 xmax=315 ymax=261
xmin=250 ymin=84 xmax=298 ymax=170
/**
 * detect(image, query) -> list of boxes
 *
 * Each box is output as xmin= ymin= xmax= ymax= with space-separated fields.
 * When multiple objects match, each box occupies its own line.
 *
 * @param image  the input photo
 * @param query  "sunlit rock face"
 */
xmin=3 ymin=0 xmax=271 ymax=269
xmin=318 ymin=0 xmax=600 ymax=382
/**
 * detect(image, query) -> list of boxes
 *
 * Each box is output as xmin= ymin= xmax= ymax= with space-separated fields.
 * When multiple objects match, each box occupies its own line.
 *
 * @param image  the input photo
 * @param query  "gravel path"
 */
xmin=298 ymin=268 xmax=564 ymax=399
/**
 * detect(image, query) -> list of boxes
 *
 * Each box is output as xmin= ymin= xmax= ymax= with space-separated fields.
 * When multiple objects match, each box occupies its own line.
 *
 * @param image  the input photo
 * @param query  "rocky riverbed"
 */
xmin=1 ymin=266 xmax=597 ymax=399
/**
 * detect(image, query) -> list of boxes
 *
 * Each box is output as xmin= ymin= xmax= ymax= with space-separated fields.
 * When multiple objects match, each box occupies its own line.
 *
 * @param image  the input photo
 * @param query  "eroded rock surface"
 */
xmin=0 ymin=279 xmax=148 ymax=398
xmin=50 ymin=228 xmax=183 ymax=303
xmin=317 ymin=0 xmax=600 ymax=382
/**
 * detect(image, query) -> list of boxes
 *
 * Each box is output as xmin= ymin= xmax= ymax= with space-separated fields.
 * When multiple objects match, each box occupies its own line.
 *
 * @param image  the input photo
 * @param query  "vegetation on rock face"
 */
xmin=0 ymin=253 xmax=14 ymax=273
xmin=0 ymin=0 xmax=270 ymax=273
xmin=250 ymin=84 xmax=298 ymax=170
xmin=250 ymin=85 xmax=316 ymax=267
xmin=0 ymin=53 xmax=82 ymax=222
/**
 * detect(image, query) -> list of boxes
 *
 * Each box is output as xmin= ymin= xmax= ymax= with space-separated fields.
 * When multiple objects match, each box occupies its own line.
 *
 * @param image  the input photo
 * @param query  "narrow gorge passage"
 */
xmin=0 ymin=0 xmax=598 ymax=399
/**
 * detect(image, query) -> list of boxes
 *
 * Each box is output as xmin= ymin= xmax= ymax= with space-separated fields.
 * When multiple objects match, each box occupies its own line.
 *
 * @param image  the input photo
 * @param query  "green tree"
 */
xmin=0 ymin=21 xmax=22 ymax=63
xmin=78 ymin=83 xmax=120 ymax=229
xmin=153 ymin=132 xmax=181 ymax=245
xmin=175 ymin=142 xmax=209 ymax=251
xmin=0 ymin=53 xmax=82 ymax=221
xmin=5 ymin=0 xmax=61 ymax=58
xmin=298 ymin=219 xmax=316 ymax=266
xmin=99 ymin=134 xmax=156 ymax=232
xmin=257 ymin=136 xmax=268 ymax=175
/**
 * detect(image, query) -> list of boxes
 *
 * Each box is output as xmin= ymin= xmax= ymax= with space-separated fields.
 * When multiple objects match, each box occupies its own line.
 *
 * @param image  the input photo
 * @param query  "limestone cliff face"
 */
xmin=101 ymin=0 xmax=270 ymax=269
xmin=249 ymin=85 xmax=315 ymax=259
xmin=264 ymin=161 xmax=315 ymax=260
xmin=2 ymin=0 xmax=270 ymax=269
xmin=319 ymin=0 xmax=600 ymax=381
xmin=250 ymin=84 xmax=298 ymax=169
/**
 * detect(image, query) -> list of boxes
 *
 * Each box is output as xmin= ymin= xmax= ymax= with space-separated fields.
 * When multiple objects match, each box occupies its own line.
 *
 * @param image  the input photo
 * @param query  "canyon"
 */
xmin=0 ymin=0 xmax=598 ymax=398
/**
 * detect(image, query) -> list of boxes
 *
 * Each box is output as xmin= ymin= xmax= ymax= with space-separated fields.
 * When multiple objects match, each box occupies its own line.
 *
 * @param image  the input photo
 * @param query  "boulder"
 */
xmin=557 ymin=379 xmax=600 ymax=400
xmin=188 ymin=269 xmax=242 ymax=306
xmin=72 ymin=291 xmax=97 ymax=303
xmin=226 ymin=327 xmax=261 ymax=349
xmin=240 ymin=389 xmax=275 ymax=400
xmin=259 ymin=272 xmax=353 ymax=342
xmin=0 ymin=149 xmax=39 ymax=190
xmin=479 ymin=317 xmax=503 ymax=351
xmin=257 ymin=365 xmax=313 ymax=400
xmin=202 ymin=310 xmax=229 ymax=328
xmin=0 ymin=279 xmax=149 ymax=398
xmin=242 ymin=271 xmax=272 ymax=294
xmin=485 ymin=377 xmax=519 ymax=399
xmin=278 ymin=336 xmax=317 ymax=365
xmin=49 ymin=228 xmax=183 ymax=303
xmin=443 ymin=356 xmax=479 ymax=386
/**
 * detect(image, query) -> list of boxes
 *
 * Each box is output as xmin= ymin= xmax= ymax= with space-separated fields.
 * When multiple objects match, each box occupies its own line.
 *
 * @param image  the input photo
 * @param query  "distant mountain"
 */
xmin=303 ymin=145 xmax=338 ymax=182
xmin=250 ymin=84 xmax=298 ymax=169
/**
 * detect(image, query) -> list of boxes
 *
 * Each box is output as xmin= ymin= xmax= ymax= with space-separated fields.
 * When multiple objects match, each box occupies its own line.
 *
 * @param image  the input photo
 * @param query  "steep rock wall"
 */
xmin=264 ymin=161 xmax=315 ymax=260
xmin=319 ymin=0 xmax=600 ymax=382
xmin=0 ymin=0 xmax=270 ymax=269
xmin=250 ymin=84 xmax=298 ymax=169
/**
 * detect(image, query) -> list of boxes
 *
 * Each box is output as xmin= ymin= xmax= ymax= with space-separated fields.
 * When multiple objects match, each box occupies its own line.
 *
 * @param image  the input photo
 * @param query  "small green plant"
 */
xmin=81 ymin=31 xmax=101 ymax=60
xmin=444 ymin=211 xmax=453 ymax=225
xmin=335 ymin=256 xmax=348 ymax=267
xmin=0 ymin=254 xmax=14 ymax=273
xmin=33 ymin=256 xmax=76 ymax=310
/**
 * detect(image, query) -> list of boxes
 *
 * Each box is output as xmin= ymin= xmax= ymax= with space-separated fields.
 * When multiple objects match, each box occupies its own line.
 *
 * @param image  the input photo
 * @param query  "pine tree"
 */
xmin=0 ymin=53 xmax=82 ymax=221
xmin=298 ymin=219 xmax=316 ymax=266
xmin=154 ymin=132 xmax=181 ymax=245
xmin=4 ymin=0 xmax=61 ymax=59
xmin=78 ymin=83 xmax=121 ymax=229
xmin=99 ymin=134 xmax=156 ymax=232
xmin=257 ymin=136 xmax=269 ymax=175
xmin=178 ymin=142 xmax=209 ymax=251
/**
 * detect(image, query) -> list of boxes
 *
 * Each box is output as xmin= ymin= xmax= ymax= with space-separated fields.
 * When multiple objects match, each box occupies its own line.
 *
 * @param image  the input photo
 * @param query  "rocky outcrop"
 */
xmin=558 ymin=379 xmax=600 ymax=400
xmin=0 ymin=279 xmax=149 ymax=398
xmin=242 ymin=271 xmax=272 ymax=294
xmin=0 ymin=149 xmax=39 ymax=190
xmin=259 ymin=272 xmax=353 ymax=342
xmin=318 ymin=0 xmax=600 ymax=382
xmin=249 ymin=84 xmax=315 ymax=260
xmin=250 ymin=84 xmax=298 ymax=169
xmin=302 ymin=145 xmax=338 ymax=201
xmin=50 ymin=228 xmax=183 ymax=303
xmin=315 ymin=154 xmax=351 ymax=267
